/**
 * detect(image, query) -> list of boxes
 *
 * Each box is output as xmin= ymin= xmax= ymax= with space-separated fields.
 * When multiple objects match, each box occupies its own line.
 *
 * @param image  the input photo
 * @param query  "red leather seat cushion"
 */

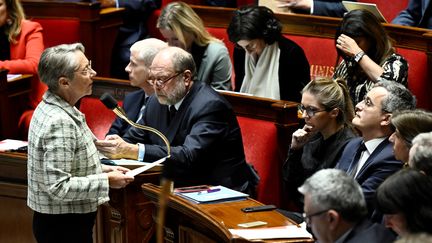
xmin=79 ymin=97 xmax=118 ymax=139
xmin=237 ymin=116 xmax=282 ymax=207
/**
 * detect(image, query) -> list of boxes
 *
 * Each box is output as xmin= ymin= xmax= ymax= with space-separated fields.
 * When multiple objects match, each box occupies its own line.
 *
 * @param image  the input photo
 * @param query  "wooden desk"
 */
xmin=142 ymin=183 xmax=314 ymax=243
xmin=0 ymin=70 xmax=32 ymax=139
xmin=0 ymin=151 xmax=162 ymax=243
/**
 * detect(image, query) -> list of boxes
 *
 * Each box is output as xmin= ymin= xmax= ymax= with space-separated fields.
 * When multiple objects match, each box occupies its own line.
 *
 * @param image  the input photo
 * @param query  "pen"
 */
xmin=198 ymin=188 xmax=221 ymax=194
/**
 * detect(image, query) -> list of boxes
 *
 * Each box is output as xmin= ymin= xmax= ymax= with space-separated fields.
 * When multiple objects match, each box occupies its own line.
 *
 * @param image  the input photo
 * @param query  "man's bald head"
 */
xmin=130 ymin=38 xmax=168 ymax=66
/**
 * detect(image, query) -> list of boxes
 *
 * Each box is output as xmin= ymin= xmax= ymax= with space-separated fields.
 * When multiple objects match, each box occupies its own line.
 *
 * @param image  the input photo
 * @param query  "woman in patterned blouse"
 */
xmin=333 ymin=9 xmax=408 ymax=105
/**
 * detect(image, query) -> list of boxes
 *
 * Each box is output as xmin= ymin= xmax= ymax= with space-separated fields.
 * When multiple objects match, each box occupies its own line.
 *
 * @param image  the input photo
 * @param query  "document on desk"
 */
xmin=125 ymin=157 xmax=166 ymax=177
xmin=229 ymin=223 xmax=312 ymax=240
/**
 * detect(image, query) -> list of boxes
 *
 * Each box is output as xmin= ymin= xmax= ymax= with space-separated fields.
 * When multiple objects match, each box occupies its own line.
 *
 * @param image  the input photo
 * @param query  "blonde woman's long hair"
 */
xmin=157 ymin=1 xmax=220 ymax=47
xmin=3 ymin=0 xmax=26 ymax=43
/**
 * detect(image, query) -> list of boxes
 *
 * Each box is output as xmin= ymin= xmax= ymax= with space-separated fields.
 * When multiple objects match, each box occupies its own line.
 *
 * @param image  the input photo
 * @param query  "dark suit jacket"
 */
xmin=341 ymin=219 xmax=396 ymax=243
xmin=313 ymin=0 xmax=356 ymax=17
xmin=123 ymin=82 xmax=254 ymax=189
xmin=392 ymin=0 xmax=432 ymax=29
xmin=233 ymin=36 xmax=310 ymax=102
xmin=107 ymin=89 xmax=146 ymax=137
xmin=335 ymin=137 xmax=403 ymax=214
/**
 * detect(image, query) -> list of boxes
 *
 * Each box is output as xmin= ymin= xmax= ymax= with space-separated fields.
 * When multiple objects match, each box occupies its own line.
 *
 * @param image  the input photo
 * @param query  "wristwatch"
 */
xmin=354 ymin=51 xmax=365 ymax=63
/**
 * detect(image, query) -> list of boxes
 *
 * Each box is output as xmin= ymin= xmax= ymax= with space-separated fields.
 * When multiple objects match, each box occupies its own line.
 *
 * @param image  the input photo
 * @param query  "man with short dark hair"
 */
xmin=336 ymin=81 xmax=416 ymax=217
xmin=298 ymin=169 xmax=396 ymax=243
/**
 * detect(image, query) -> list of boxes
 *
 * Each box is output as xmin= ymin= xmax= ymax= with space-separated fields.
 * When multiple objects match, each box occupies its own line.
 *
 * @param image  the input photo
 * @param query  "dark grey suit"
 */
xmin=392 ymin=0 xmax=432 ymax=29
xmin=341 ymin=219 xmax=396 ymax=243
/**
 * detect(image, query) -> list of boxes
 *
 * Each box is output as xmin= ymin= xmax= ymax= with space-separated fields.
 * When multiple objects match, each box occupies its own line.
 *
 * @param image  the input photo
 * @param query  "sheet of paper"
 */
xmin=229 ymin=223 xmax=312 ymax=240
xmin=0 ymin=139 xmax=28 ymax=152
xmin=125 ymin=157 xmax=166 ymax=177
xmin=7 ymin=74 xmax=22 ymax=81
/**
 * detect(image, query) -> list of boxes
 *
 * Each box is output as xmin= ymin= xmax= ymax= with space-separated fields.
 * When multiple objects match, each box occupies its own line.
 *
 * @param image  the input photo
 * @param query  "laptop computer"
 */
xmin=342 ymin=1 xmax=387 ymax=23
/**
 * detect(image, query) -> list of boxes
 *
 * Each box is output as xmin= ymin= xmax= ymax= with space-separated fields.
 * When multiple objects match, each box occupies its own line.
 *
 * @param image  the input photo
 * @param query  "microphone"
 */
xmin=100 ymin=92 xmax=173 ymax=243
xmin=100 ymin=92 xmax=171 ymax=157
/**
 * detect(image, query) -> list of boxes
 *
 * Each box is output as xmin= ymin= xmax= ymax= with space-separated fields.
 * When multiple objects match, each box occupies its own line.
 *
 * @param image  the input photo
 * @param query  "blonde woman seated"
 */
xmin=283 ymin=77 xmax=356 ymax=210
xmin=157 ymin=1 xmax=232 ymax=90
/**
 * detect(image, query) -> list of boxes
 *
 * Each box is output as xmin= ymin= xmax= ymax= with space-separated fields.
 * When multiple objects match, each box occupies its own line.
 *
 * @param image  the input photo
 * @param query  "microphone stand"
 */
xmin=103 ymin=95 xmax=173 ymax=243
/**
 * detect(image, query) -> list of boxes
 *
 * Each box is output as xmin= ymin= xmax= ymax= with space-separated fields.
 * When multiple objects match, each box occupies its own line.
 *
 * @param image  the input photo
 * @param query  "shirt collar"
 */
xmin=364 ymin=137 xmax=387 ymax=154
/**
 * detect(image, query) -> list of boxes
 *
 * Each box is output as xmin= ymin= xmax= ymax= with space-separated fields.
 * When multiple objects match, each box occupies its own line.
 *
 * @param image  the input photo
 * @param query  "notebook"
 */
xmin=342 ymin=1 xmax=387 ymax=23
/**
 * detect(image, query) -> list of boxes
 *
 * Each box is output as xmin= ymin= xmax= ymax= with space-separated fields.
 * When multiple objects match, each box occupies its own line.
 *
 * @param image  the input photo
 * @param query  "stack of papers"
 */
xmin=0 ymin=139 xmax=28 ymax=152
xmin=229 ymin=223 xmax=313 ymax=240
xmin=176 ymin=185 xmax=248 ymax=204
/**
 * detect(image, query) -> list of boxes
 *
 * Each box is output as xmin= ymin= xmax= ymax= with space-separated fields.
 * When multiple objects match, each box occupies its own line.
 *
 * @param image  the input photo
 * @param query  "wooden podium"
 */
xmin=142 ymin=183 xmax=314 ymax=243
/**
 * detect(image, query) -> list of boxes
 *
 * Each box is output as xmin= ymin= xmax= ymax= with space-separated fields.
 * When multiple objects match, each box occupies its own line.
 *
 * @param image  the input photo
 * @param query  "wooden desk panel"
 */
xmin=142 ymin=183 xmax=314 ymax=243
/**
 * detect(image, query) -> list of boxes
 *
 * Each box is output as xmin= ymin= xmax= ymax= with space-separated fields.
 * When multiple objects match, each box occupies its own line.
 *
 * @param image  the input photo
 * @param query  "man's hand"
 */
xmin=277 ymin=0 xmax=312 ymax=11
xmin=290 ymin=125 xmax=314 ymax=150
xmin=95 ymin=135 xmax=139 ymax=160
xmin=102 ymin=164 xmax=131 ymax=173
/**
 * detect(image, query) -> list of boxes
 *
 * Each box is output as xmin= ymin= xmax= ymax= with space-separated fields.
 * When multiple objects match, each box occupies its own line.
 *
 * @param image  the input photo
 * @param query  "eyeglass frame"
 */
xmin=297 ymin=104 xmax=328 ymax=117
xmin=75 ymin=60 xmax=93 ymax=76
xmin=148 ymin=71 xmax=183 ymax=88
xmin=302 ymin=209 xmax=329 ymax=225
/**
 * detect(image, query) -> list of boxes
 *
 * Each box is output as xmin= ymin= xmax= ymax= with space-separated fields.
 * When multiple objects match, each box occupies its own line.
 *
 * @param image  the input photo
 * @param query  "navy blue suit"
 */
xmin=107 ymin=89 xmax=146 ymax=137
xmin=313 ymin=0 xmax=356 ymax=17
xmin=392 ymin=0 xmax=432 ymax=29
xmin=336 ymin=137 xmax=403 ymax=215
xmin=341 ymin=219 xmax=396 ymax=243
xmin=123 ymin=82 xmax=256 ymax=190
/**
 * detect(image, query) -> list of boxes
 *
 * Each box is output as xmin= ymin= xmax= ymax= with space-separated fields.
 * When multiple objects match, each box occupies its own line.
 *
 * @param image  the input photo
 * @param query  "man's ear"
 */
xmin=380 ymin=113 xmax=392 ymax=127
xmin=58 ymin=76 xmax=70 ymax=88
xmin=183 ymin=70 xmax=193 ymax=86
xmin=327 ymin=210 xmax=340 ymax=230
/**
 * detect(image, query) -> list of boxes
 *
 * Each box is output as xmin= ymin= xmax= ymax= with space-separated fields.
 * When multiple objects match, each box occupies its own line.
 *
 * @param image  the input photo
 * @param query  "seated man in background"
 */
xmin=108 ymin=38 xmax=167 ymax=136
xmin=96 ymin=46 xmax=258 ymax=192
xmin=392 ymin=0 xmax=432 ymax=29
xmin=409 ymin=132 xmax=432 ymax=175
xmin=298 ymin=168 xmax=396 ymax=243
xmin=276 ymin=0 xmax=355 ymax=17
xmin=335 ymin=81 xmax=416 ymax=218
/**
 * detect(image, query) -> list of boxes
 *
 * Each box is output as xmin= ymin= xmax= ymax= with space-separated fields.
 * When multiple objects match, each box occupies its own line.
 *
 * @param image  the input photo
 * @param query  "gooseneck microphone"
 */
xmin=100 ymin=92 xmax=173 ymax=243
xmin=100 ymin=92 xmax=171 ymax=157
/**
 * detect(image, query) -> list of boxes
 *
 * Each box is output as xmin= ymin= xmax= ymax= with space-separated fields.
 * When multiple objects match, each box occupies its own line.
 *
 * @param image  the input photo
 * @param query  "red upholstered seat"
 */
xmin=362 ymin=0 xmax=409 ymax=22
xmin=396 ymin=48 xmax=431 ymax=110
xmin=237 ymin=116 xmax=282 ymax=207
xmin=79 ymin=97 xmax=118 ymax=140
xmin=18 ymin=18 xmax=81 ymax=139
xmin=286 ymin=34 xmax=337 ymax=80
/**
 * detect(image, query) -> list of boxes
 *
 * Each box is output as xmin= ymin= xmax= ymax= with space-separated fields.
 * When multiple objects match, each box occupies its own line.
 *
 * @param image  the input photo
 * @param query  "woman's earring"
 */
xmin=6 ymin=19 xmax=12 ymax=26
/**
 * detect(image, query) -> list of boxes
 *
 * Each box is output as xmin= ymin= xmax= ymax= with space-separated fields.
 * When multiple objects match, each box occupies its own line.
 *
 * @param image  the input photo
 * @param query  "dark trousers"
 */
xmin=32 ymin=211 xmax=97 ymax=243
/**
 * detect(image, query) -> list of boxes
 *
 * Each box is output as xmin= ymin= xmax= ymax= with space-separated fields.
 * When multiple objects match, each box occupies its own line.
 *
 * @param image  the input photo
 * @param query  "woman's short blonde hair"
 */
xmin=157 ymin=1 xmax=220 ymax=47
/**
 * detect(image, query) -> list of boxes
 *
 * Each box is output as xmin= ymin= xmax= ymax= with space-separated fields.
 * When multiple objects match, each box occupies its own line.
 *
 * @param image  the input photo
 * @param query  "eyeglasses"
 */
xmin=302 ymin=209 xmax=329 ymax=225
xmin=297 ymin=104 xmax=327 ymax=118
xmin=76 ymin=60 xmax=93 ymax=76
xmin=148 ymin=71 xmax=183 ymax=88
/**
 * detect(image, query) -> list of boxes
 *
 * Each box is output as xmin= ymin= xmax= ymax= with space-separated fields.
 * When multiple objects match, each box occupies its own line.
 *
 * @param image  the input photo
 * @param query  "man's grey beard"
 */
xmin=156 ymin=80 xmax=187 ymax=106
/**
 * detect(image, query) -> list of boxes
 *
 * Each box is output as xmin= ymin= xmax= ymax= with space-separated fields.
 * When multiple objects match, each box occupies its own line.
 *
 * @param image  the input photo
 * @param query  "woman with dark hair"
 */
xmin=283 ymin=77 xmax=356 ymax=210
xmin=333 ymin=9 xmax=408 ymax=104
xmin=376 ymin=168 xmax=432 ymax=237
xmin=227 ymin=5 xmax=310 ymax=101
xmin=389 ymin=109 xmax=432 ymax=166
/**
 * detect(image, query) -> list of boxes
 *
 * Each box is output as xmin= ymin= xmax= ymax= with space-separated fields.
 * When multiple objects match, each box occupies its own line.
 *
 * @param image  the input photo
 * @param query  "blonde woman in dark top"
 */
xmin=283 ymin=77 xmax=356 ymax=210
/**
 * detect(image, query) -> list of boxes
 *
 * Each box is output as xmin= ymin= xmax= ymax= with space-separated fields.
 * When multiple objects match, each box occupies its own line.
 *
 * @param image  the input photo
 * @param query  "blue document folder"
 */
xmin=176 ymin=185 xmax=248 ymax=204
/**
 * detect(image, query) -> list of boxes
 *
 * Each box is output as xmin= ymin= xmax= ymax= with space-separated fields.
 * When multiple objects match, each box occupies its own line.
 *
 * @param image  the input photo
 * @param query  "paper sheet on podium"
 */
xmin=125 ymin=157 xmax=166 ymax=177
xmin=229 ymin=223 xmax=312 ymax=240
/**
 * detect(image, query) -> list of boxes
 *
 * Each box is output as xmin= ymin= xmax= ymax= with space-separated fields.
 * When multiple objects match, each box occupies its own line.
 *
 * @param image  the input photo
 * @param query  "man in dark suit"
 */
xmin=96 ymin=46 xmax=257 ymax=192
xmin=336 ymin=81 xmax=416 ymax=216
xmin=107 ymin=38 xmax=167 ymax=137
xmin=299 ymin=169 xmax=396 ymax=243
xmin=277 ymin=0 xmax=356 ymax=17
xmin=392 ymin=0 xmax=432 ymax=29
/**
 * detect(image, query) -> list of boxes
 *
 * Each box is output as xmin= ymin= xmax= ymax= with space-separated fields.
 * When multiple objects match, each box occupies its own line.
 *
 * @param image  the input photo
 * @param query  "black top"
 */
xmin=283 ymin=126 xmax=356 ymax=209
xmin=233 ymin=35 xmax=310 ymax=102
xmin=0 ymin=27 xmax=10 ymax=61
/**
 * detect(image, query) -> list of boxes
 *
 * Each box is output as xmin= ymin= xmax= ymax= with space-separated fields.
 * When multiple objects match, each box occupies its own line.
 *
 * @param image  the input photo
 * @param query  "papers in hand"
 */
xmin=176 ymin=185 xmax=248 ymax=204
xmin=125 ymin=157 xmax=166 ymax=177
xmin=229 ymin=222 xmax=312 ymax=240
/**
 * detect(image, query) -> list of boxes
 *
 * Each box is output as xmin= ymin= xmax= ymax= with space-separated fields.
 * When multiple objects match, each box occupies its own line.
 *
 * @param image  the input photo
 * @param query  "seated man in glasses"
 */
xmin=96 ymin=46 xmax=258 ymax=193
xmin=335 ymin=81 xmax=415 ymax=220
xmin=299 ymin=169 xmax=395 ymax=243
